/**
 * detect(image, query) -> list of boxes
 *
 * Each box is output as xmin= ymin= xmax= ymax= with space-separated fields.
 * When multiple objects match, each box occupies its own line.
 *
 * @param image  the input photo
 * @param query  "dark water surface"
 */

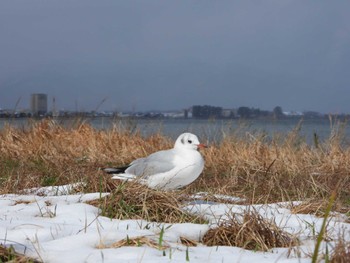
xmin=1 ymin=117 xmax=349 ymax=145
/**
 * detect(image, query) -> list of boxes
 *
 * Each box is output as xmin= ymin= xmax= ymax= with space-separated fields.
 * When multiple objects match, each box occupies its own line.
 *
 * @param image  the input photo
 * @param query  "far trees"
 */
xmin=273 ymin=106 xmax=284 ymax=119
xmin=237 ymin=107 xmax=252 ymax=118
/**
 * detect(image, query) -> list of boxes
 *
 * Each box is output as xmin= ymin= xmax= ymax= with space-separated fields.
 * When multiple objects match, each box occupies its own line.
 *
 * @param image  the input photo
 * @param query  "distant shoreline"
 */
xmin=0 ymin=114 xmax=341 ymax=121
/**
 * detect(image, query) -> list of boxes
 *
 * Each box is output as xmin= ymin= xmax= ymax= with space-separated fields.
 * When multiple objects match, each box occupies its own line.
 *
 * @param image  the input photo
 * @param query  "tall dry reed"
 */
xmin=0 ymin=119 xmax=349 ymax=211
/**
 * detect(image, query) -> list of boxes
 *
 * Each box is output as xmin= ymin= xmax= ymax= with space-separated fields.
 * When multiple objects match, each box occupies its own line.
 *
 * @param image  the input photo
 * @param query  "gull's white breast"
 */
xmin=145 ymin=148 xmax=204 ymax=190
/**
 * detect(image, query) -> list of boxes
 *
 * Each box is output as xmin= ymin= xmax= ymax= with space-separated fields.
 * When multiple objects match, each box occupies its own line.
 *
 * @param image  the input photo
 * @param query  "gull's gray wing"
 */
xmin=126 ymin=149 xmax=176 ymax=178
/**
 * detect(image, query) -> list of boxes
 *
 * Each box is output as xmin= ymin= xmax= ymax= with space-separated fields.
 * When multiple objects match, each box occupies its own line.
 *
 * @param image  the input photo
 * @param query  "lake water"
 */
xmin=1 ymin=117 xmax=349 ymax=145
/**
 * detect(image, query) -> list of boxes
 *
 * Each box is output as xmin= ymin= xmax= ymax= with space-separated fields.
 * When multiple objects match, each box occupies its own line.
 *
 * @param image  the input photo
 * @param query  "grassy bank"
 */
xmin=0 ymin=119 xmax=349 ymax=210
xmin=1 ymin=119 xmax=350 ymax=262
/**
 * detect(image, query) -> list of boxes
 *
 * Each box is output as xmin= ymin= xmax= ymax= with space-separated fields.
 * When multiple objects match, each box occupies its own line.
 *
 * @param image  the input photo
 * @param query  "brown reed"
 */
xmin=0 ymin=118 xmax=349 ymax=211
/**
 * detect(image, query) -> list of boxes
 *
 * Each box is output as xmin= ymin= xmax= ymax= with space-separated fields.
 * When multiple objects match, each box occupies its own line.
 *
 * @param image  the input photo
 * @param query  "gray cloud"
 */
xmin=1 ymin=1 xmax=349 ymax=113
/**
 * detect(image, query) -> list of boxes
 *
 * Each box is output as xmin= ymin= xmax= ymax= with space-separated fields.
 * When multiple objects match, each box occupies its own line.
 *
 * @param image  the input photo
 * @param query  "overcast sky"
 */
xmin=1 ymin=1 xmax=349 ymax=113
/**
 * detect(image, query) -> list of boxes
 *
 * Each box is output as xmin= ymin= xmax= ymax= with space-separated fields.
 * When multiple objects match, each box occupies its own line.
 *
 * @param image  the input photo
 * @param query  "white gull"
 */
xmin=104 ymin=132 xmax=206 ymax=190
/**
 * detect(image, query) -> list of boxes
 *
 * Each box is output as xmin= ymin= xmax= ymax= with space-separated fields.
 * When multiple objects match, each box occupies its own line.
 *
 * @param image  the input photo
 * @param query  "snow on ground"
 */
xmin=0 ymin=185 xmax=349 ymax=263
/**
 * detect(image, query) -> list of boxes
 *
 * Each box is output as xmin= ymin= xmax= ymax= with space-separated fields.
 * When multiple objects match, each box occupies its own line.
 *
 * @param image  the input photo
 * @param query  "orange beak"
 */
xmin=197 ymin=143 xmax=208 ymax=149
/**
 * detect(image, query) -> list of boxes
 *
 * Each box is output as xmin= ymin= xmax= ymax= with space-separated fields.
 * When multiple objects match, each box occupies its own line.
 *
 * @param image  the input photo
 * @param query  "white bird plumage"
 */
xmin=104 ymin=133 xmax=206 ymax=190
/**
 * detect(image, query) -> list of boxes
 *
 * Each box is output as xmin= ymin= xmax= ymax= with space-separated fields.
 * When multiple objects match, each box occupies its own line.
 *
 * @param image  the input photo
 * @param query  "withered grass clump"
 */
xmin=202 ymin=211 xmax=298 ymax=251
xmin=96 ymin=236 xmax=169 ymax=250
xmin=89 ymin=182 xmax=207 ymax=224
xmin=331 ymin=239 xmax=350 ymax=263
xmin=0 ymin=244 xmax=41 ymax=263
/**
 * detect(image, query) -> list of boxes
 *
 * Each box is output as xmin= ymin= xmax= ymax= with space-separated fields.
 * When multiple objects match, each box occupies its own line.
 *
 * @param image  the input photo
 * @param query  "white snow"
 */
xmin=0 ymin=184 xmax=349 ymax=263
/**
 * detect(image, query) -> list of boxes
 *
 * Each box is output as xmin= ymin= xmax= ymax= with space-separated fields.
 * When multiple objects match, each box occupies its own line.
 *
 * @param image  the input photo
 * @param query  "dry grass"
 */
xmin=0 ymin=119 xmax=171 ymax=194
xmin=180 ymin=236 xmax=198 ymax=247
xmin=89 ymin=182 xmax=207 ymax=224
xmin=96 ymin=236 xmax=169 ymax=250
xmin=202 ymin=211 xmax=298 ymax=251
xmin=291 ymin=199 xmax=350 ymax=217
xmin=331 ymin=239 xmax=350 ymax=263
xmin=0 ymin=118 xmax=349 ymax=210
xmin=0 ymin=244 xmax=40 ymax=263
xmin=194 ymin=133 xmax=350 ymax=205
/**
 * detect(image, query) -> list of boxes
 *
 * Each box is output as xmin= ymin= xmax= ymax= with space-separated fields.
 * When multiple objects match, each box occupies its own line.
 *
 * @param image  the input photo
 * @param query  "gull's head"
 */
xmin=174 ymin=133 xmax=207 ymax=151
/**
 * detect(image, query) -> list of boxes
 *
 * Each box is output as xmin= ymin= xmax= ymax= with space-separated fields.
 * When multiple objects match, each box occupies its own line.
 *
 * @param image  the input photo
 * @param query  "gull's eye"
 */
xmin=187 ymin=139 xmax=192 ymax=144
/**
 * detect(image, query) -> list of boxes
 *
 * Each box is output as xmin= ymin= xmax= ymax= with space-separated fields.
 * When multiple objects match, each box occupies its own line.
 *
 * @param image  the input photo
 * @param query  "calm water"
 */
xmin=1 ymin=117 xmax=349 ymax=145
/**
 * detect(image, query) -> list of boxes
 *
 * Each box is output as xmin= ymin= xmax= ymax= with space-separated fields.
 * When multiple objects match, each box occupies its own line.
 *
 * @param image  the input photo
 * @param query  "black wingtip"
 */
xmin=103 ymin=165 xmax=130 ymax=174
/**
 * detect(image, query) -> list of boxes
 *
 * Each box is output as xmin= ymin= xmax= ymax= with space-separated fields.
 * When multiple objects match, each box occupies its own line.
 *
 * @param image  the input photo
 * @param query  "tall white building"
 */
xmin=31 ymin=93 xmax=48 ymax=116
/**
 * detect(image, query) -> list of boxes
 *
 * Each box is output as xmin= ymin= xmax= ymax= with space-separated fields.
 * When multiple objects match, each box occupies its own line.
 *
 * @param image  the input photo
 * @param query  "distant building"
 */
xmin=31 ymin=93 xmax=48 ymax=116
xmin=192 ymin=105 xmax=223 ymax=119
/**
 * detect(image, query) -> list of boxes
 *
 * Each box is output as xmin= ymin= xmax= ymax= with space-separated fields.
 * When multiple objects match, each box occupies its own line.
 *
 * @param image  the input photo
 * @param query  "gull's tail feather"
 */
xmin=111 ymin=174 xmax=136 ymax=181
xmin=103 ymin=166 xmax=136 ymax=181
